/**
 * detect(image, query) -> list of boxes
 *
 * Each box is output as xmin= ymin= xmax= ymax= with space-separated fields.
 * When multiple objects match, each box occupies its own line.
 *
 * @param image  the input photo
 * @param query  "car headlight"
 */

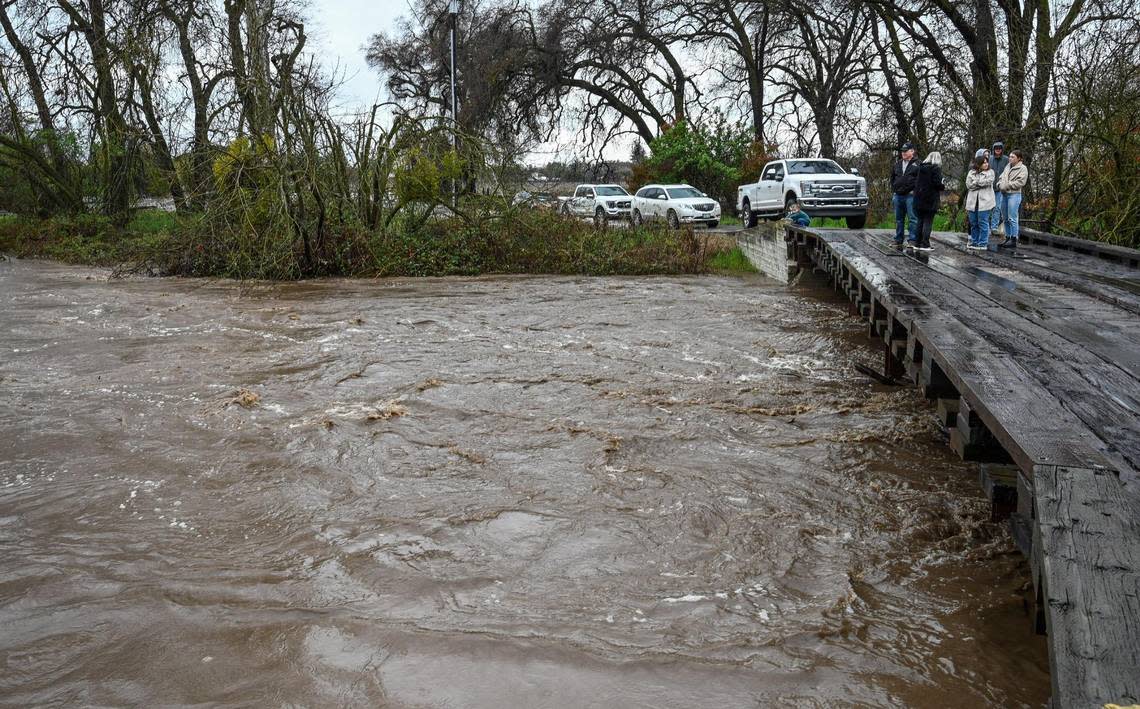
xmin=802 ymin=182 xmax=817 ymax=195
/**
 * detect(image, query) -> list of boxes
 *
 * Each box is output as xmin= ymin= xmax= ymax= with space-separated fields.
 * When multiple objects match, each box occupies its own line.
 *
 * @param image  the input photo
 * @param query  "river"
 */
xmin=0 ymin=258 xmax=1049 ymax=707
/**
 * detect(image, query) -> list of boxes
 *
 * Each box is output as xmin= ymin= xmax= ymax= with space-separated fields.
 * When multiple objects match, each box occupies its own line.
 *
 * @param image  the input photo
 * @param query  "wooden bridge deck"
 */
xmin=781 ymin=226 xmax=1140 ymax=708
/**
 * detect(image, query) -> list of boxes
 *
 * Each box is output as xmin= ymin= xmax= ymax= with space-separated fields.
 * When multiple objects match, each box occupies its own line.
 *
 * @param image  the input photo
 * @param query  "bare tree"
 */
xmin=54 ymin=0 xmax=136 ymax=221
xmin=770 ymin=1 xmax=874 ymax=158
xmin=0 ymin=0 xmax=83 ymax=211
xmin=681 ymin=0 xmax=788 ymax=143
xmin=536 ymin=0 xmax=695 ymax=148
xmin=366 ymin=0 xmax=558 ymax=153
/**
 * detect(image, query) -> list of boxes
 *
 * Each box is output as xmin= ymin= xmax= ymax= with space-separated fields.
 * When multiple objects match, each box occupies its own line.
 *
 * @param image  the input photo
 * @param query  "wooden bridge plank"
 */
xmin=1034 ymin=464 xmax=1140 ymax=707
xmin=926 ymin=233 xmax=1140 ymax=378
xmin=1019 ymin=227 xmax=1140 ymax=266
xmin=813 ymin=231 xmax=1107 ymax=472
xmin=796 ymin=225 xmax=1140 ymax=708
xmin=930 ymin=231 xmax=1140 ymax=316
xmin=840 ymin=231 xmax=1140 ymax=480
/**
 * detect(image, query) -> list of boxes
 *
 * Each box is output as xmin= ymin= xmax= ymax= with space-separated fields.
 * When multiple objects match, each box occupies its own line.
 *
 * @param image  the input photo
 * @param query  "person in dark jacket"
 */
xmin=890 ymin=142 xmax=920 ymax=245
xmin=911 ymin=151 xmax=944 ymax=251
xmin=989 ymin=141 xmax=1010 ymax=234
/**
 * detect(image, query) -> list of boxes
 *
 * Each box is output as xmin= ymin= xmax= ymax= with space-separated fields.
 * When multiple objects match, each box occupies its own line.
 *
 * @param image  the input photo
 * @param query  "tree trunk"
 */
xmin=133 ymin=61 xmax=188 ymax=211
xmin=58 ymin=0 xmax=133 ymax=223
xmin=0 ymin=3 xmax=83 ymax=211
xmin=163 ymin=0 xmax=216 ymax=209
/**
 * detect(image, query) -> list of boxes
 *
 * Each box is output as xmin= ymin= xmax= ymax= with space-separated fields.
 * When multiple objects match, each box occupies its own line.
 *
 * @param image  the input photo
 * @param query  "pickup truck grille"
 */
xmin=814 ymin=182 xmax=860 ymax=196
xmin=693 ymin=203 xmax=717 ymax=212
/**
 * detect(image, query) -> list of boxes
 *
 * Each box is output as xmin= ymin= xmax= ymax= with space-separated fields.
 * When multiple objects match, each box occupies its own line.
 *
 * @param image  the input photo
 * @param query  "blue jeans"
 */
xmin=1004 ymin=192 xmax=1022 ymax=238
xmin=893 ymin=193 xmax=917 ymax=243
xmin=991 ymin=193 xmax=1005 ymax=231
xmin=968 ymin=209 xmax=992 ymax=247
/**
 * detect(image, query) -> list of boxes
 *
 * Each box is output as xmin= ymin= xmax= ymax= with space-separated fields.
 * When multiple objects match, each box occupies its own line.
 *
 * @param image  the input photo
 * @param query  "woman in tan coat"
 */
xmin=997 ymin=149 xmax=1029 ymax=251
xmin=964 ymin=155 xmax=996 ymax=249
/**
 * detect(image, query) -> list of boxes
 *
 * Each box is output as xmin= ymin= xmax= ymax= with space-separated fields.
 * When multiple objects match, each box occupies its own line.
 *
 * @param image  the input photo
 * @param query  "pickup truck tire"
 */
xmin=633 ymin=209 xmax=643 ymax=226
xmin=741 ymin=199 xmax=757 ymax=228
xmin=561 ymin=203 xmax=570 ymax=216
xmin=667 ymin=210 xmax=679 ymax=229
xmin=845 ymin=214 xmax=867 ymax=229
xmin=708 ymin=220 xmax=719 ymax=229
xmin=785 ymin=194 xmax=798 ymax=214
xmin=594 ymin=207 xmax=607 ymax=228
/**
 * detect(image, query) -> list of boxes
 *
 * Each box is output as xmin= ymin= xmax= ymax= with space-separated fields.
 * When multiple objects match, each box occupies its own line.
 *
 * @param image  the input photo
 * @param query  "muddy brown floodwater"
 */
xmin=0 ymin=259 xmax=1050 ymax=707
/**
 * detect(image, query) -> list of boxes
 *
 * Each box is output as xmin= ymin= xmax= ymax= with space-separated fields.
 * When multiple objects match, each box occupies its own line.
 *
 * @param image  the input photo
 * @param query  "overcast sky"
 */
xmin=306 ymin=0 xmax=406 ymax=111
xmin=305 ymin=0 xmax=629 ymax=164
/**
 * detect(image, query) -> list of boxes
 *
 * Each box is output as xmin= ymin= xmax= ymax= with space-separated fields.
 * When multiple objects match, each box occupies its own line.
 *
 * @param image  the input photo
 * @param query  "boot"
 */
xmin=998 ymin=237 xmax=1017 ymax=251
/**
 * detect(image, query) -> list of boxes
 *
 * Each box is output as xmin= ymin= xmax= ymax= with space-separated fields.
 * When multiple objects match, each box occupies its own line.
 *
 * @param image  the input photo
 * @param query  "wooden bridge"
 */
xmin=760 ymin=226 xmax=1140 ymax=708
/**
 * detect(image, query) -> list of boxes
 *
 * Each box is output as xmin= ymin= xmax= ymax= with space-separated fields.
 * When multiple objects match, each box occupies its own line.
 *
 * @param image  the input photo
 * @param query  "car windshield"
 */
xmin=787 ymin=160 xmax=845 ymax=175
xmin=666 ymin=187 xmax=703 ymax=199
xmin=596 ymin=186 xmax=628 ymax=196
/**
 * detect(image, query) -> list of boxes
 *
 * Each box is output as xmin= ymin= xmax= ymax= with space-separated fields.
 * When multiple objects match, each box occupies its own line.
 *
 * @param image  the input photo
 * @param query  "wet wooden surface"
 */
xmin=786 ymin=226 xmax=1140 ymax=707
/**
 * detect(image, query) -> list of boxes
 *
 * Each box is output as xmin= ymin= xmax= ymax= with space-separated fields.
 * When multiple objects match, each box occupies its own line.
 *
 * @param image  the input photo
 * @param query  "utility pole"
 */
xmin=448 ymin=0 xmax=459 ymax=205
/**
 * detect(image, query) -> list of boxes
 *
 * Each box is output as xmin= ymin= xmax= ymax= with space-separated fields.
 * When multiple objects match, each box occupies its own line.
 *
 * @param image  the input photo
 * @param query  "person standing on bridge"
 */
xmin=890 ymin=142 xmax=920 ymax=246
xmin=965 ymin=155 xmax=996 ymax=250
xmin=989 ymin=141 xmax=1010 ymax=235
xmin=997 ymin=149 xmax=1028 ymax=251
xmin=912 ymin=152 xmax=944 ymax=252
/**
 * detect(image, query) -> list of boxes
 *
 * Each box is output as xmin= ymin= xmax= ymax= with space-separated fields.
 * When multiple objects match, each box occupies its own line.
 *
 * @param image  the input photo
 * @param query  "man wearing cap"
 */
xmin=990 ymin=141 xmax=1010 ymax=234
xmin=890 ymin=142 xmax=920 ymax=245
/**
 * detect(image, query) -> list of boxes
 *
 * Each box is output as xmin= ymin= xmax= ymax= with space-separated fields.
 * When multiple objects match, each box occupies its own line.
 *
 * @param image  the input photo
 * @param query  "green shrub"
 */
xmin=1 ymin=201 xmax=716 ymax=279
xmin=368 ymin=209 xmax=709 ymax=278
xmin=0 ymin=212 xmax=177 ymax=266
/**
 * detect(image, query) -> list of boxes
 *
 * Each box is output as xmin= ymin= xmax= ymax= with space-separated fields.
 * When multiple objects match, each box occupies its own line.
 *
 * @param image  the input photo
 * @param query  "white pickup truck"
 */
xmin=560 ymin=184 xmax=633 ymax=225
xmin=737 ymin=158 xmax=868 ymax=228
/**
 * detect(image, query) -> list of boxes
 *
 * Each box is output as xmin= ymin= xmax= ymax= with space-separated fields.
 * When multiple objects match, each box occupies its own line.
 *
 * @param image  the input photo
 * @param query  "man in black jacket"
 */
xmin=890 ymin=142 xmax=920 ymax=245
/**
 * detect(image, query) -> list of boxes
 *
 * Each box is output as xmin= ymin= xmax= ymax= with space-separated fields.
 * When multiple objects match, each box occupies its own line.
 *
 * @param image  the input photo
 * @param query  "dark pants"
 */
xmin=915 ymin=211 xmax=936 ymax=248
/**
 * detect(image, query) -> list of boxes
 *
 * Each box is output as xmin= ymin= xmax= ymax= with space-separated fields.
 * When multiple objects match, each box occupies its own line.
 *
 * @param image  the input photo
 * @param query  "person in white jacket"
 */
xmin=964 ymin=155 xmax=996 ymax=249
xmin=997 ymin=149 xmax=1029 ymax=251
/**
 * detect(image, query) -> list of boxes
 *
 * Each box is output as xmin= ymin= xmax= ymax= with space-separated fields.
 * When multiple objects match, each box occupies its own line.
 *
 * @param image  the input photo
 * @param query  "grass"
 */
xmin=707 ymin=246 xmax=757 ymax=273
xmin=127 ymin=209 xmax=182 ymax=234
xmin=813 ymin=217 xmax=854 ymax=228
xmin=813 ymin=210 xmax=959 ymax=231
xmin=866 ymin=211 xmax=958 ymax=231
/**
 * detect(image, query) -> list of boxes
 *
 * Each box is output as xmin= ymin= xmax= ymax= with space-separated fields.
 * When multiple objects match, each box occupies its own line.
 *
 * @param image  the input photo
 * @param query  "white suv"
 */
xmin=631 ymin=184 xmax=721 ymax=228
xmin=561 ymin=184 xmax=633 ymax=225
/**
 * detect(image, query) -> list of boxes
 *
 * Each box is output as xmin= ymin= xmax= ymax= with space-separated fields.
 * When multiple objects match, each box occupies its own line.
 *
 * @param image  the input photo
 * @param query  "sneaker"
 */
xmin=916 ymin=246 xmax=934 ymax=252
xmin=966 ymin=244 xmax=982 ymax=250
xmin=997 ymin=238 xmax=1016 ymax=250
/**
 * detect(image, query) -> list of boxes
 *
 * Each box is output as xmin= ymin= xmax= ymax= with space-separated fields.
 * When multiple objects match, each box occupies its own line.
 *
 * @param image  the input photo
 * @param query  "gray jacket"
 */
xmin=965 ymin=169 xmax=996 ymax=211
xmin=990 ymin=154 xmax=1010 ymax=185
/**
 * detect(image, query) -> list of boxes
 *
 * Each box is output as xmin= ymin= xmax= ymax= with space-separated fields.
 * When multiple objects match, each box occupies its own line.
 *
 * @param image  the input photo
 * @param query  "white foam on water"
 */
xmin=662 ymin=594 xmax=707 ymax=603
